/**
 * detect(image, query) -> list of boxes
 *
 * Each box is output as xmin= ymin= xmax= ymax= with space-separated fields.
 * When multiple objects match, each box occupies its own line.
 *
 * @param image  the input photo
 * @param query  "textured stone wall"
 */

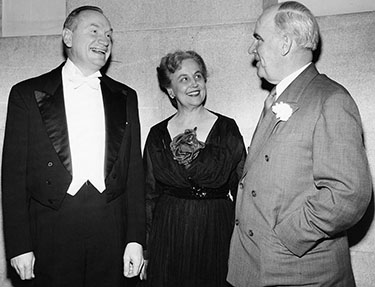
xmin=0 ymin=1 xmax=374 ymax=286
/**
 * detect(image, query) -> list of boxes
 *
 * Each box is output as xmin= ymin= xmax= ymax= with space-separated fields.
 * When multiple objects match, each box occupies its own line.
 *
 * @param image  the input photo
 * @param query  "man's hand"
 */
xmin=10 ymin=252 xmax=35 ymax=280
xmin=123 ymin=242 xmax=144 ymax=278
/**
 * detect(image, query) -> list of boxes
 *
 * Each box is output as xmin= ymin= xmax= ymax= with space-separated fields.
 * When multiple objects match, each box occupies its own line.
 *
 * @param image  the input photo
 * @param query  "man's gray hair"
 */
xmin=275 ymin=1 xmax=320 ymax=51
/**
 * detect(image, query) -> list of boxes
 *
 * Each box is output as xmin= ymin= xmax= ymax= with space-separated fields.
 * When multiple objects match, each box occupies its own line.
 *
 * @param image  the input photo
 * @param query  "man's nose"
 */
xmin=98 ymin=35 xmax=110 ymax=46
xmin=248 ymin=40 xmax=257 ymax=55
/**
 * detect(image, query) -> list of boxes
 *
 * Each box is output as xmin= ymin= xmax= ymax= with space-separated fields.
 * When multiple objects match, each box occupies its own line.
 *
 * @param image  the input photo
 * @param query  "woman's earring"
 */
xmin=169 ymin=92 xmax=175 ymax=99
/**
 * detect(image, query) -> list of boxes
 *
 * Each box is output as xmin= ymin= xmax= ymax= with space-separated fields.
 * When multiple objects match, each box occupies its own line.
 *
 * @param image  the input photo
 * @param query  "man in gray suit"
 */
xmin=227 ymin=1 xmax=372 ymax=286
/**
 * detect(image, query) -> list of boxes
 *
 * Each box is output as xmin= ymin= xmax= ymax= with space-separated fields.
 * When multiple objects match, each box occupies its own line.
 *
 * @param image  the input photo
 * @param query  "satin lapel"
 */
xmin=34 ymin=73 xmax=72 ymax=174
xmin=101 ymin=78 xmax=127 ymax=179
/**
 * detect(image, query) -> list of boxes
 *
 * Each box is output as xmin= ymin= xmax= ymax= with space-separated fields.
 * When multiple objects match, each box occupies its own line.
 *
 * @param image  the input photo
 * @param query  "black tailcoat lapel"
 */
xmin=100 ymin=75 xmax=127 ymax=179
xmin=34 ymin=64 xmax=72 ymax=175
xmin=34 ymin=65 xmax=128 ymax=181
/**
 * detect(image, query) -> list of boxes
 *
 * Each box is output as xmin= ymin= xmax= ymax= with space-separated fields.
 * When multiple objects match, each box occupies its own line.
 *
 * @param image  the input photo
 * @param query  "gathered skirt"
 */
xmin=146 ymin=194 xmax=234 ymax=287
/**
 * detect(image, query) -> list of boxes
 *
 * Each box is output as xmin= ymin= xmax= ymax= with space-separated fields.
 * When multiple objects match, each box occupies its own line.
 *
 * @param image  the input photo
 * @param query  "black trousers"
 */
xmin=28 ymin=182 xmax=128 ymax=287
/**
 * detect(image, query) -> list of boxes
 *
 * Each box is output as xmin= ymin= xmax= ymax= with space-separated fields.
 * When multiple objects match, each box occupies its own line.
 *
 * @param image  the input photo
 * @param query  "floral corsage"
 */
xmin=272 ymin=102 xmax=293 ymax=121
xmin=170 ymin=127 xmax=205 ymax=168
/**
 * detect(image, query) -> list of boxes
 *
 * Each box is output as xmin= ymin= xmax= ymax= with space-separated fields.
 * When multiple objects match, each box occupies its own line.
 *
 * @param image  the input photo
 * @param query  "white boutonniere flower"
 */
xmin=272 ymin=102 xmax=293 ymax=121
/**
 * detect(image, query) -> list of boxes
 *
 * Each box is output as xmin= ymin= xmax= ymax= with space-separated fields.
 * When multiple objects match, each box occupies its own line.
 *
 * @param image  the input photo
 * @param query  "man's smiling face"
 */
xmin=63 ymin=10 xmax=113 ymax=76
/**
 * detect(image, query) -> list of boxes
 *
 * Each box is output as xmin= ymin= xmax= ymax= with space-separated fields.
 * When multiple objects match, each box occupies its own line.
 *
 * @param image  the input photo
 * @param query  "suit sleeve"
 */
xmin=124 ymin=91 xmax=146 ymax=247
xmin=1 ymin=86 xmax=33 ymax=259
xmin=274 ymin=90 xmax=372 ymax=257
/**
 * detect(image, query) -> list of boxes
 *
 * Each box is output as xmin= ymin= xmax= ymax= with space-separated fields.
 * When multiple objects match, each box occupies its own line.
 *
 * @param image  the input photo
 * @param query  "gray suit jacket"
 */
xmin=227 ymin=64 xmax=372 ymax=287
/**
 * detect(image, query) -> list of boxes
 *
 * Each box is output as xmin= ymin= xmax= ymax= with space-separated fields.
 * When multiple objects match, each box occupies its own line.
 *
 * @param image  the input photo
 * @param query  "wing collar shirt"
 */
xmin=275 ymin=62 xmax=312 ymax=100
xmin=62 ymin=59 xmax=106 ymax=195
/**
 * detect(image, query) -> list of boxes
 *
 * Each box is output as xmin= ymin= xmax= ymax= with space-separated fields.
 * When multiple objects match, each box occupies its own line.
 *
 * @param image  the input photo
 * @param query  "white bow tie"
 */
xmin=67 ymin=73 xmax=101 ymax=90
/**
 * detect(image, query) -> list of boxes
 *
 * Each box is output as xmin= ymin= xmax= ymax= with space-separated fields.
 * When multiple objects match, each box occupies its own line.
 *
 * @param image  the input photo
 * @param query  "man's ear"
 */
xmin=62 ymin=28 xmax=73 ymax=48
xmin=281 ymin=34 xmax=292 ymax=56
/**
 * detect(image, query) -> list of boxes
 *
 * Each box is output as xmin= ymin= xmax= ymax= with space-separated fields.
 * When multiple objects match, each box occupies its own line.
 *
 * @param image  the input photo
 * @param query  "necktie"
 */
xmin=262 ymin=87 xmax=277 ymax=117
xmin=67 ymin=72 xmax=101 ymax=90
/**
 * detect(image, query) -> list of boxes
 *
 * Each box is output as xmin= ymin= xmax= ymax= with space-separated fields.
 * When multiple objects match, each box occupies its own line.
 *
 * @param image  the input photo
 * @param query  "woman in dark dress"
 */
xmin=142 ymin=50 xmax=246 ymax=287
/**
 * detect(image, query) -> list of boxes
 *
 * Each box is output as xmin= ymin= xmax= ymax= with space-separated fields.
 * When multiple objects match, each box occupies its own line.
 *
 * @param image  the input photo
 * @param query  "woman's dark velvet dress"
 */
xmin=144 ymin=113 xmax=246 ymax=287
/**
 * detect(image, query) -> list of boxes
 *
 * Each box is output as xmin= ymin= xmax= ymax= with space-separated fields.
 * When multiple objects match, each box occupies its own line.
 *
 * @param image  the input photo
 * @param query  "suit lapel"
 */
xmin=34 ymin=65 xmax=129 ymax=179
xmin=275 ymin=64 xmax=319 ymax=108
xmin=246 ymin=64 xmax=319 ymax=168
xmin=34 ymin=64 xmax=72 ymax=174
xmin=247 ymin=109 xmax=279 ymax=165
xmin=101 ymin=76 xmax=127 ymax=179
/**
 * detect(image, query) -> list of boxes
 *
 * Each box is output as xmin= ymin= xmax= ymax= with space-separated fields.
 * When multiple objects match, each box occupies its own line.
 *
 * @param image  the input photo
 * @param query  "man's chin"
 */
xmin=91 ymin=59 xmax=108 ymax=70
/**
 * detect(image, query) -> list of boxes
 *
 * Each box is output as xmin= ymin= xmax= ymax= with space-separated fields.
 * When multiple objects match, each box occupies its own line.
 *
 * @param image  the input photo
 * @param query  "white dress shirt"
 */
xmin=62 ymin=59 xmax=106 ymax=195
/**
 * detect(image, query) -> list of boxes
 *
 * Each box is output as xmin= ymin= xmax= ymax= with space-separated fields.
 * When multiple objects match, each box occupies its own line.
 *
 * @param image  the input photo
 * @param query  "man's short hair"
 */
xmin=275 ymin=1 xmax=320 ymax=51
xmin=63 ymin=6 xmax=104 ymax=31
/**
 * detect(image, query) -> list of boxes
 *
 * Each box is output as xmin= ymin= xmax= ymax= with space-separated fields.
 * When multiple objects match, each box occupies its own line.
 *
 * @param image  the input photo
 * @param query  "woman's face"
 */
xmin=167 ymin=58 xmax=207 ymax=110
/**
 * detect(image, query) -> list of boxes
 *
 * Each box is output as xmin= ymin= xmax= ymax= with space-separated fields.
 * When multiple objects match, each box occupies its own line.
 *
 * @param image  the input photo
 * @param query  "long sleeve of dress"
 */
xmin=143 ymin=133 xmax=162 ymax=249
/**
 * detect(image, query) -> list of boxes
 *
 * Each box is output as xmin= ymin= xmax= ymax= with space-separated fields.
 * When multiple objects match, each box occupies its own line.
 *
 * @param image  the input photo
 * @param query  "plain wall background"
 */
xmin=0 ymin=0 xmax=374 ymax=286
